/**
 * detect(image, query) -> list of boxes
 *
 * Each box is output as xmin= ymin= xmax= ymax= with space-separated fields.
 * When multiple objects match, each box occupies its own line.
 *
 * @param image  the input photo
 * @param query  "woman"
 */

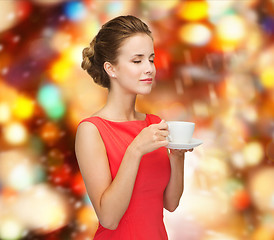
xmin=75 ymin=15 xmax=191 ymax=239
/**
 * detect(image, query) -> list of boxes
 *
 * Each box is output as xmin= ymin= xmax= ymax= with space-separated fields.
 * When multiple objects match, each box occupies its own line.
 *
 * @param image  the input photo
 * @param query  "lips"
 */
xmin=140 ymin=78 xmax=153 ymax=82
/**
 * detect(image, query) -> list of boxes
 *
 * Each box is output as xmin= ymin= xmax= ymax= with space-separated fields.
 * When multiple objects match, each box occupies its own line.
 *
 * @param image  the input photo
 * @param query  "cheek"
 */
xmin=126 ymin=65 xmax=142 ymax=76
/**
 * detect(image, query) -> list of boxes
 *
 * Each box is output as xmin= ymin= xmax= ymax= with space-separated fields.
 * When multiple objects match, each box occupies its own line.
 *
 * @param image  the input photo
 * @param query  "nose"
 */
xmin=145 ymin=60 xmax=154 ymax=75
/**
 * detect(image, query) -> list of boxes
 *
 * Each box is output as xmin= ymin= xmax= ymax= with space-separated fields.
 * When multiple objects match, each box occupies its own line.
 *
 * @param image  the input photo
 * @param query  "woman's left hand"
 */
xmin=169 ymin=148 xmax=193 ymax=160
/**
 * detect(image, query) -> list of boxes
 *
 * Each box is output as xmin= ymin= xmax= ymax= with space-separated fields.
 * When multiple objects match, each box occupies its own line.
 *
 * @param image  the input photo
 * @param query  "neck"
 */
xmin=102 ymin=88 xmax=138 ymax=121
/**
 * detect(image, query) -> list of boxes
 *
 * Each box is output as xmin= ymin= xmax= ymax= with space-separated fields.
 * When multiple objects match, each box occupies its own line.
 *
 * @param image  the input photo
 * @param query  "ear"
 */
xmin=104 ymin=61 xmax=116 ymax=78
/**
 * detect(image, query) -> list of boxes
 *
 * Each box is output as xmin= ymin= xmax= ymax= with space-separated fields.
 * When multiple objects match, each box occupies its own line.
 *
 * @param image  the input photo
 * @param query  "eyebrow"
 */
xmin=132 ymin=53 xmax=155 ymax=58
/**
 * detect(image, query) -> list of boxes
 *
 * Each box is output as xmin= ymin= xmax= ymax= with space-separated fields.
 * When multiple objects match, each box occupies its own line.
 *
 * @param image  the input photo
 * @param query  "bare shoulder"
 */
xmin=76 ymin=121 xmax=99 ymax=141
xmin=75 ymin=120 xmax=105 ymax=157
xmin=76 ymin=108 xmax=105 ymax=138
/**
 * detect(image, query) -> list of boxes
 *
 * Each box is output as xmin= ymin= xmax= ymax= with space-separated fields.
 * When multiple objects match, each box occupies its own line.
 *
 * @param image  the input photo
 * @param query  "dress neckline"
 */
xmin=92 ymin=114 xmax=148 ymax=123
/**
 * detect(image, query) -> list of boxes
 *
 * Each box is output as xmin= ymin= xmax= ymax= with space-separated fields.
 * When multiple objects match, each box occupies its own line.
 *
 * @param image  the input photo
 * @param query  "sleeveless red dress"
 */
xmin=79 ymin=114 xmax=171 ymax=240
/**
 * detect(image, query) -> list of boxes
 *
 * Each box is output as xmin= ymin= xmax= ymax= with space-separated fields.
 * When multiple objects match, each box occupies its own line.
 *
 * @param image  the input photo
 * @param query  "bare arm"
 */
xmin=75 ymin=120 xmax=168 ymax=230
xmin=163 ymin=149 xmax=193 ymax=212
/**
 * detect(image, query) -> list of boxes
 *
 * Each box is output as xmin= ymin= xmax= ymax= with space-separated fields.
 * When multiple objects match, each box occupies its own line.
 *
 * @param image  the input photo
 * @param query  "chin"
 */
xmin=137 ymin=87 xmax=153 ymax=95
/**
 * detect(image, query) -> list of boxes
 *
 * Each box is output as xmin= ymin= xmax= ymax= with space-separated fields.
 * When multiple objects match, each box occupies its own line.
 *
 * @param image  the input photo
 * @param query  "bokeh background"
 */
xmin=0 ymin=0 xmax=274 ymax=239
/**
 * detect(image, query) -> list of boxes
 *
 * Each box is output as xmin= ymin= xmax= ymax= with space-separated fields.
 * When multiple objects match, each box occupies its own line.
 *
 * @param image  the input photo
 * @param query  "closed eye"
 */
xmin=133 ymin=61 xmax=141 ymax=64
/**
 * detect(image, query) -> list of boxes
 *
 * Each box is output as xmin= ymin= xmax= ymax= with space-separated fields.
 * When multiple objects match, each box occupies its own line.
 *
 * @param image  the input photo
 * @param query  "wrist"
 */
xmin=127 ymin=144 xmax=143 ymax=160
xmin=169 ymin=153 xmax=185 ymax=166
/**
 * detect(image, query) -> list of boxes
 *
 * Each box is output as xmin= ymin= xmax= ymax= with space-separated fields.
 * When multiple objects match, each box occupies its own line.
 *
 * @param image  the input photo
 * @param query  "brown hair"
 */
xmin=81 ymin=15 xmax=152 ymax=89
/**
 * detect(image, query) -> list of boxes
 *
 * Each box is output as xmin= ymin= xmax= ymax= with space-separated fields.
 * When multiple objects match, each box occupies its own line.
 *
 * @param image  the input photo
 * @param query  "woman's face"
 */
xmin=112 ymin=33 xmax=156 ymax=95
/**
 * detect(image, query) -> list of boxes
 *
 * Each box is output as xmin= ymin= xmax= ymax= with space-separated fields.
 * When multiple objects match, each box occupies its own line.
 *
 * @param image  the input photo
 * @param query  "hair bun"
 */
xmin=81 ymin=56 xmax=92 ymax=70
xmin=82 ymin=46 xmax=94 ymax=59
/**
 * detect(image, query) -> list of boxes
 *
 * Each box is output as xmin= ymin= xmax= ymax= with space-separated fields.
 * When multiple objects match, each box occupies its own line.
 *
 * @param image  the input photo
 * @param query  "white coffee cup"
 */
xmin=166 ymin=121 xmax=195 ymax=144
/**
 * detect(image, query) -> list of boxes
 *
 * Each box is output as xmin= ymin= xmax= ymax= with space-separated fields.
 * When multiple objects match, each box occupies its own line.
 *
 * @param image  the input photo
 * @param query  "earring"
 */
xmin=112 ymin=74 xmax=115 ymax=77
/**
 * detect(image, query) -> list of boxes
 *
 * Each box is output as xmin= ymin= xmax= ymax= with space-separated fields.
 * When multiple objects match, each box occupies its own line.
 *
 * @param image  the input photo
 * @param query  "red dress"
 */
xmin=79 ymin=114 xmax=171 ymax=240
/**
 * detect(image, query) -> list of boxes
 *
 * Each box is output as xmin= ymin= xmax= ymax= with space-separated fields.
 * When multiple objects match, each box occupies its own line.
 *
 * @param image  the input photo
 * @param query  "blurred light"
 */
xmin=178 ymin=23 xmax=212 ymax=46
xmin=0 ymin=102 xmax=11 ymax=124
xmin=260 ymin=67 xmax=274 ymax=89
xmin=37 ymin=84 xmax=60 ymax=109
xmin=231 ymin=152 xmax=246 ymax=169
xmin=70 ymin=172 xmax=86 ymax=196
xmin=142 ymin=0 xmax=179 ymax=9
xmin=252 ymin=225 xmax=274 ymax=240
xmin=51 ymin=31 xmax=72 ymax=52
xmin=50 ymin=59 xmax=72 ymax=83
xmin=46 ymin=101 xmax=65 ymax=120
xmin=3 ymin=122 xmax=28 ymax=145
xmin=37 ymin=84 xmax=66 ymax=120
xmin=262 ymin=213 xmax=274 ymax=228
xmin=241 ymin=0 xmax=260 ymax=8
xmin=219 ymin=114 xmax=247 ymax=150
xmin=216 ymin=15 xmax=246 ymax=50
xmin=29 ymin=135 xmax=44 ymax=155
xmin=177 ymin=1 xmax=208 ymax=21
xmin=207 ymin=0 xmax=234 ymax=23
xmin=28 ymin=37 xmax=55 ymax=61
xmin=32 ymin=0 xmax=65 ymax=6
xmin=153 ymin=48 xmax=172 ymax=80
xmin=0 ymin=150 xmax=40 ymax=191
xmin=243 ymin=141 xmax=264 ymax=166
xmin=9 ymin=164 xmax=33 ymax=190
xmin=80 ymin=18 xmax=100 ymax=43
xmin=106 ymin=1 xmax=124 ymax=15
xmin=266 ymin=141 xmax=274 ymax=162
xmin=16 ymin=0 xmax=32 ymax=21
xmin=14 ymin=184 xmax=71 ymax=233
xmin=12 ymin=95 xmax=35 ymax=120
xmin=50 ymin=46 xmax=83 ymax=83
xmin=0 ymin=218 xmax=24 ymax=240
xmin=1 ymin=188 xmax=18 ymax=199
xmin=203 ymin=232 xmax=239 ymax=240
xmin=0 ymin=1 xmax=18 ymax=32
xmin=76 ymin=206 xmax=98 ymax=232
xmin=49 ymin=163 xmax=72 ymax=186
xmin=180 ymin=191 xmax=231 ymax=228
xmin=262 ymin=17 xmax=274 ymax=35
xmin=142 ymin=0 xmax=179 ymax=20
xmin=224 ymin=178 xmax=244 ymax=197
xmin=232 ymin=189 xmax=251 ymax=211
xmin=64 ymin=1 xmax=86 ymax=21
xmin=72 ymin=231 xmax=94 ymax=240
xmin=66 ymin=46 xmax=84 ymax=65
xmin=104 ymin=1 xmax=134 ymax=17
xmin=241 ymin=105 xmax=258 ymax=123
xmin=249 ymin=167 xmax=274 ymax=212
xmin=256 ymin=46 xmax=274 ymax=72
xmin=39 ymin=122 xmax=61 ymax=145
xmin=193 ymin=101 xmax=209 ymax=117
xmin=47 ymin=148 xmax=65 ymax=167
xmin=33 ymin=164 xmax=46 ymax=183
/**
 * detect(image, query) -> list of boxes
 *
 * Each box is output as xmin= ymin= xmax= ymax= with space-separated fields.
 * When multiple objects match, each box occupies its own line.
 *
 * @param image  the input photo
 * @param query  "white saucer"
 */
xmin=166 ymin=138 xmax=203 ymax=150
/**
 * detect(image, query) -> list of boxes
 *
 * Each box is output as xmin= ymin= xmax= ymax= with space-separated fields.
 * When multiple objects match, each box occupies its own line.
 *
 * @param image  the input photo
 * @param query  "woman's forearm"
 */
xmin=98 ymin=145 xmax=142 ymax=229
xmin=163 ymin=155 xmax=185 ymax=212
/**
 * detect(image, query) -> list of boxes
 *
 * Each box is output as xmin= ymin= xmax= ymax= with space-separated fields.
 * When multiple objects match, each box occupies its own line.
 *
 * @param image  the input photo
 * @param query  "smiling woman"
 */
xmin=75 ymin=15 xmax=192 ymax=240
xmin=106 ymin=33 xmax=156 ymax=95
xmin=81 ymin=15 xmax=154 ymax=91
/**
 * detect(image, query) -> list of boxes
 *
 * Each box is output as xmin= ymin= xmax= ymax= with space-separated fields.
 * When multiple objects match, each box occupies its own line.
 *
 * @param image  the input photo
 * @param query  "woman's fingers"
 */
xmin=158 ymin=129 xmax=169 ymax=137
xmin=158 ymin=120 xmax=168 ymax=130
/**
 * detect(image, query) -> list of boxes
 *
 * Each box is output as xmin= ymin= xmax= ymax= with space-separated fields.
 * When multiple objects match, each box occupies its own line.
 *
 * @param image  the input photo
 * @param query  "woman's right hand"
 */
xmin=129 ymin=120 xmax=169 ymax=156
